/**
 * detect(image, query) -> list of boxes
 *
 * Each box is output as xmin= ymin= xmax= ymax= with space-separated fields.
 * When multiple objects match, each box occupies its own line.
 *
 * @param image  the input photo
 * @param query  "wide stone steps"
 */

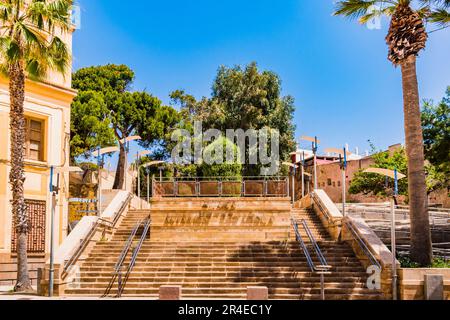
xmin=65 ymin=287 xmax=382 ymax=300
xmin=64 ymin=292 xmax=381 ymax=300
xmin=70 ymin=281 xmax=371 ymax=290
xmin=76 ymin=274 xmax=368 ymax=282
xmin=63 ymin=198 xmax=383 ymax=299
xmin=77 ymin=271 xmax=371 ymax=279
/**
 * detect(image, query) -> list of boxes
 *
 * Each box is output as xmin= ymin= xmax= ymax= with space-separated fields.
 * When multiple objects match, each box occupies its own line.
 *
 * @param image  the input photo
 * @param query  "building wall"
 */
xmin=315 ymin=157 xmax=377 ymax=203
xmin=0 ymin=27 xmax=76 ymax=260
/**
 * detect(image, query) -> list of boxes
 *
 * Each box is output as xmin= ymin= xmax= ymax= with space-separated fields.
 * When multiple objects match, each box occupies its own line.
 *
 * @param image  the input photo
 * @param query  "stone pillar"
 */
xmin=424 ymin=275 xmax=444 ymax=300
xmin=247 ymin=286 xmax=268 ymax=300
xmin=159 ymin=285 xmax=181 ymax=300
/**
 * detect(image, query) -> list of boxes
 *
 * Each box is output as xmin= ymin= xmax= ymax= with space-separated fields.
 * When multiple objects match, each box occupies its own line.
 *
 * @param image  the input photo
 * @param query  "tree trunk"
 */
xmin=400 ymin=55 xmax=433 ymax=266
xmin=113 ymin=143 xmax=126 ymax=190
xmin=9 ymin=62 xmax=33 ymax=292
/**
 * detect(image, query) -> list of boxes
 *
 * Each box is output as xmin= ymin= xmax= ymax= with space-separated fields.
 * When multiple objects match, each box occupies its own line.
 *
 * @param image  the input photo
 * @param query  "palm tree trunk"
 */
xmin=113 ymin=143 xmax=126 ymax=190
xmin=400 ymin=55 xmax=433 ymax=266
xmin=9 ymin=62 xmax=33 ymax=292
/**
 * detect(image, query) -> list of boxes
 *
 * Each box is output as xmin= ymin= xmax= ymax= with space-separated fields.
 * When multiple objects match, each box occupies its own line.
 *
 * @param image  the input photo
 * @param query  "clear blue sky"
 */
xmin=72 ymin=0 xmax=450 ymax=163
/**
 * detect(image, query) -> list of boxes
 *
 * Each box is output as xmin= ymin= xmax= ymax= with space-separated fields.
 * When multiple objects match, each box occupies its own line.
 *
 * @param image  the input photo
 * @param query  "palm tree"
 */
xmin=334 ymin=0 xmax=449 ymax=266
xmin=0 ymin=0 xmax=72 ymax=292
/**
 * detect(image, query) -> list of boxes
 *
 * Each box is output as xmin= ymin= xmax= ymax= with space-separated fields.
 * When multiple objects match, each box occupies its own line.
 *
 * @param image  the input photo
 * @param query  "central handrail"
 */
xmin=102 ymin=218 xmax=143 ymax=298
xmin=292 ymin=219 xmax=316 ymax=272
xmin=291 ymin=218 xmax=331 ymax=272
xmin=117 ymin=216 xmax=151 ymax=298
xmin=300 ymin=219 xmax=329 ymax=268
xmin=291 ymin=217 xmax=331 ymax=300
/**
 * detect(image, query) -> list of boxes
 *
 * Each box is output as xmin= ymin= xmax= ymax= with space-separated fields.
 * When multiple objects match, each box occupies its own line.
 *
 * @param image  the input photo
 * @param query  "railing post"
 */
xmin=286 ymin=176 xmax=290 ymax=198
xmin=320 ymin=273 xmax=325 ymax=300
xmin=174 ymin=178 xmax=177 ymax=197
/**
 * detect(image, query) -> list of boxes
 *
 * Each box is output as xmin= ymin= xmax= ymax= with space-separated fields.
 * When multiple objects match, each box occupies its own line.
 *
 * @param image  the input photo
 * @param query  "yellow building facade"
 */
xmin=0 ymin=28 xmax=76 ymax=278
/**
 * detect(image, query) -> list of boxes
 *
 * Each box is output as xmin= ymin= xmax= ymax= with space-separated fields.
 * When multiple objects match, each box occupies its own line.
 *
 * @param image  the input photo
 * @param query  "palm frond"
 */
xmin=27 ymin=0 xmax=73 ymax=33
xmin=334 ymin=0 xmax=389 ymax=19
xmin=428 ymin=8 xmax=450 ymax=25
xmin=0 ymin=1 xmax=12 ymax=22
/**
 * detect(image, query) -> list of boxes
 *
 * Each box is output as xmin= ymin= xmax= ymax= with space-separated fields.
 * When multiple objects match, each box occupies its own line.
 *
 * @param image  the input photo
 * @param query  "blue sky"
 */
xmin=72 ymin=0 xmax=450 ymax=165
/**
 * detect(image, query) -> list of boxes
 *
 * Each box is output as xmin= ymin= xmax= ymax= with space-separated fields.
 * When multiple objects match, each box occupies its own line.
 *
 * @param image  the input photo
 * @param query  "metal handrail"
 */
xmin=292 ymin=219 xmax=316 ymax=272
xmin=344 ymin=219 xmax=382 ymax=270
xmin=102 ymin=218 xmax=143 ymax=298
xmin=310 ymin=192 xmax=333 ymax=223
xmin=62 ymin=193 xmax=132 ymax=277
xmin=300 ymin=219 xmax=329 ymax=268
xmin=117 ymin=216 xmax=151 ymax=298
xmin=291 ymin=218 xmax=331 ymax=300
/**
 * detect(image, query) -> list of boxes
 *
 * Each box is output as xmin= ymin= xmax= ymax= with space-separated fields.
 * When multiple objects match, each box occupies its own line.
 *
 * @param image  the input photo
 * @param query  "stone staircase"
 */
xmin=64 ymin=198 xmax=383 ymax=299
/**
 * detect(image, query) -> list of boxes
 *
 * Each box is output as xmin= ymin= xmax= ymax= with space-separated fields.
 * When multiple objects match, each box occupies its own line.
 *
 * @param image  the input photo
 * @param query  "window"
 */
xmin=332 ymin=182 xmax=336 ymax=187
xmin=327 ymin=179 xmax=332 ymax=186
xmin=24 ymin=117 xmax=44 ymax=161
xmin=338 ymin=181 xmax=341 ymax=187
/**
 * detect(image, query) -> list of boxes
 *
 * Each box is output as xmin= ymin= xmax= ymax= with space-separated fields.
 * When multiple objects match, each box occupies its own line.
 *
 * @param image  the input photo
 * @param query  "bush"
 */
xmin=200 ymin=137 xmax=242 ymax=178
xmin=399 ymin=255 xmax=450 ymax=268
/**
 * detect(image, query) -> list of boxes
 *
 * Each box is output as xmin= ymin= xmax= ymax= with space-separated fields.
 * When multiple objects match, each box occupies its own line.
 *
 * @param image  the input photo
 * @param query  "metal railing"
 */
xmin=343 ymin=219 xmax=381 ymax=270
xmin=117 ymin=216 xmax=151 ymax=298
xmin=152 ymin=176 xmax=289 ymax=198
xmin=311 ymin=192 xmax=339 ymax=226
xmin=291 ymin=218 xmax=331 ymax=300
xmin=62 ymin=193 xmax=132 ymax=279
xmin=102 ymin=218 xmax=143 ymax=298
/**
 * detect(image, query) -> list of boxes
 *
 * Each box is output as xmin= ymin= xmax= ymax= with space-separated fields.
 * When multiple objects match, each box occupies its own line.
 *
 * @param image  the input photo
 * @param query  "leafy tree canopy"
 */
xmin=349 ymin=148 xmax=409 ymax=197
xmin=422 ymin=86 xmax=450 ymax=169
xmin=70 ymin=64 xmax=179 ymax=188
xmin=170 ymin=62 xmax=296 ymax=176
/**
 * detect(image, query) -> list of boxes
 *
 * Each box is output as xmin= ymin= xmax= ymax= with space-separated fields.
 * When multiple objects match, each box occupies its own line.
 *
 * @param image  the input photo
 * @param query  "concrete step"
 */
xmin=65 ymin=286 xmax=382 ymax=296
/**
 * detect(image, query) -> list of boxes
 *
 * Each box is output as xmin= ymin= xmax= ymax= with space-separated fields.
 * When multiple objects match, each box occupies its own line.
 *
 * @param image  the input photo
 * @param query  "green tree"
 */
xmin=422 ymin=88 xmax=450 ymax=195
xmin=71 ymin=65 xmax=179 ymax=189
xmin=170 ymin=62 xmax=296 ymax=176
xmin=70 ymin=91 xmax=115 ymax=162
xmin=334 ymin=0 xmax=449 ymax=266
xmin=0 ymin=0 xmax=73 ymax=292
xmin=349 ymin=149 xmax=408 ymax=197
xmin=422 ymin=87 xmax=450 ymax=169
xmin=350 ymin=146 xmax=449 ymax=197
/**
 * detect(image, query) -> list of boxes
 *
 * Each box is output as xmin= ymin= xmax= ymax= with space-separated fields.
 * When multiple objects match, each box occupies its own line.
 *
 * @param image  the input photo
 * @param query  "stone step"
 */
xmin=72 ymin=280 xmax=367 ymax=291
xmin=88 ymin=246 xmax=354 ymax=252
xmin=76 ymin=275 xmax=369 ymax=283
xmin=79 ymin=266 xmax=363 ymax=273
xmin=91 ymin=242 xmax=342 ymax=249
xmin=85 ymin=252 xmax=356 ymax=259
xmin=77 ymin=270 xmax=370 ymax=278
xmin=65 ymin=286 xmax=381 ymax=296
xmin=64 ymin=292 xmax=382 ymax=300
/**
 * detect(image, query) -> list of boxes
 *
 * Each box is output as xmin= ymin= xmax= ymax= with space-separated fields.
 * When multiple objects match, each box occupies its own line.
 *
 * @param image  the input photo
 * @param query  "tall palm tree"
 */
xmin=0 ymin=0 xmax=72 ymax=292
xmin=334 ymin=0 xmax=449 ymax=266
